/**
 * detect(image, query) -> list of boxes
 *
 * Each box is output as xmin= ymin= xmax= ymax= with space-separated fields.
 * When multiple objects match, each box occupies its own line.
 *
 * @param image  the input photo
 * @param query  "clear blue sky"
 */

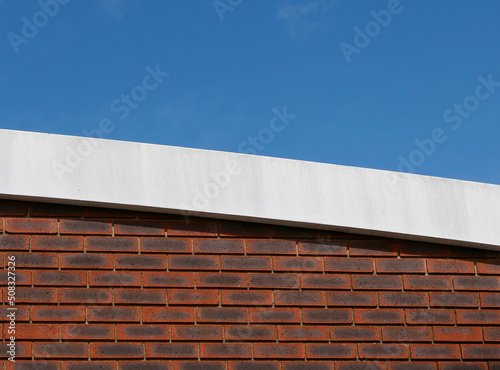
xmin=2 ymin=0 xmax=499 ymax=185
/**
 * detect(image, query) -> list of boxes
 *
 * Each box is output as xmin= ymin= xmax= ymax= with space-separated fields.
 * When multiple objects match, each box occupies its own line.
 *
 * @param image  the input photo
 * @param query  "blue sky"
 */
xmin=1 ymin=0 xmax=499 ymax=185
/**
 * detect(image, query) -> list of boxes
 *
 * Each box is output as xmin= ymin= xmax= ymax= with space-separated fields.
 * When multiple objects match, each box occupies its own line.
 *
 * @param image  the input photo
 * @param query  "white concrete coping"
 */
xmin=0 ymin=129 xmax=499 ymax=251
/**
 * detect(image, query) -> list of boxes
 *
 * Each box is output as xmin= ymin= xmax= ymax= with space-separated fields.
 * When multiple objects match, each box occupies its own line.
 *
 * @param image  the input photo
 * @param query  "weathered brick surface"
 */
xmin=1 ymin=200 xmax=499 ymax=368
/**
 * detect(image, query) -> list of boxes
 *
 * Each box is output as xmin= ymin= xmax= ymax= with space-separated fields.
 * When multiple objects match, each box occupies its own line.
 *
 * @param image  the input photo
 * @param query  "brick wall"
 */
xmin=1 ymin=199 xmax=499 ymax=370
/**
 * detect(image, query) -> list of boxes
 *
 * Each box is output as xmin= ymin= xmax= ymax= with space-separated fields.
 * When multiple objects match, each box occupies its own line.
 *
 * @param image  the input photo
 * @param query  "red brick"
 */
xmin=410 ymin=344 xmax=460 ymax=359
xmin=298 ymin=241 xmax=347 ymax=256
xmin=449 ymin=246 xmax=497 ymax=258
xmin=168 ymin=289 xmax=218 ymax=305
xmin=32 ymin=306 xmax=85 ymax=322
xmin=479 ymin=293 xmax=500 ymax=307
xmin=221 ymin=290 xmax=273 ymax=306
xmin=225 ymin=325 xmax=276 ymax=341
xmin=461 ymin=344 xmax=500 ymax=359
xmin=64 ymin=362 xmax=117 ymax=370
xmin=84 ymin=207 xmax=136 ymax=218
xmin=221 ymin=256 xmax=272 ymax=271
xmin=476 ymin=259 xmax=500 ymax=274
xmin=115 ymin=288 xmax=166 ymax=304
xmin=358 ymin=343 xmax=408 ymax=359
xmin=335 ymin=362 xmax=385 ymax=370
xmin=143 ymin=307 xmax=195 ymax=323
xmin=271 ymin=225 xmax=322 ymax=239
xmin=88 ymin=306 xmax=140 ymax=322
xmin=194 ymin=239 xmax=244 ymax=254
xmin=34 ymin=270 xmax=86 ymax=286
xmin=0 ymin=269 xmax=31 ymax=285
xmin=278 ymin=325 xmax=329 ymax=341
xmin=167 ymin=220 xmax=217 ymax=236
xmin=352 ymin=275 xmax=402 ymax=290
xmin=197 ymin=272 xmax=247 ymax=288
xmin=378 ymin=292 xmax=428 ymax=307
xmin=141 ymin=237 xmax=191 ymax=253
xmin=114 ymin=220 xmax=165 ymax=235
xmin=484 ymin=327 xmax=500 ymax=342
xmin=376 ymin=258 xmax=425 ymax=273
xmin=399 ymin=240 xmax=447 ymax=258
xmin=349 ymin=240 xmax=398 ymax=256
xmin=12 ymin=287 xmax=57 ymax=303
xmin=388 ymin=362 xmax=437 ymax=370
xmin=87 ymin=237 xmax=138 ymax=252
xmin=246 ymin=240 xmax=296 ymax=255
xmin=196 ymin=307 xmax=247 ymax=323
xmin=0 ymin=199 xmax=27 ymax=216
xmin=0 ymin=235 xmax=29 ymax=250
xmin=327 ymin=292 xmax=376 ymax=307
xmin=228 ymin=361 xmax=279 ymax=370
xmin=62 ymin=324 xmax=114 ymax=340
xmin=60 ymin=288 xmax=112 ymax=304
xmin=453 ymin=276 xmax=500 ymax=291
xmin=426 ymin=258 xmax=475 ymax=274
xmin=30 ymin=202 xmax=82 ymax=217
xmin=219 ymin=221 xmax=270 ymax=237
xmin=89 ymin=271 xmax=141 ymax=286
xmin=173 ymin=361 xmax=225 ymax=370
xmin=146 ymin=343 xmax=197 ymax=358
xmin=406 ymin=309 xmax=455 ymax=325
xmin=12 ymin=252 xmax=58 ymax=268
xmin=249 ymin=273 xmax=299 ymax=289
xmin=302 ymin=274 xmax=350 ymax=290
xmin=274 ymin=290 xmax=325 ymax=306
xmin=115 ymin=254 xmax=167 ymax=270
xmin=382 ymin=326 xmax=432 ymax=342
xmin=200 ymin=343 xmax=251 ymax=359
xmin=330 ymin=326 xmax=379 ymax=342
xmin=11 ymin=324 xmax=59 ymax=340
xmin=5 ymin=218 xmax=57 ymax=234
xmin=169 ymin=255 xmax=219 ymax=270
xmin=254 ymin=343 xmax=304 ymax=359
xmin=433 ymin=326 xmax=483 ymax=342
xmin=60 ymin=219 xmax=112 ymax=235
xmin=403 ymin=275 xmax=452 ymax=290
xmin=325 ymin=257 xmax=373 ymax=272
xmin=4 ymin=341 xmax=31 ymax=358
xmin=32 ymin=236 xmax=83 ymax=251
xmin=354 ymin=309 xmax=404 ymax=324
xmin=171 ymin=325 xmax=223 ymax=340
xmin=249 ymin=307 xmax=300 ymax=323
xmin=143 ymin=271 xmax=194 ymax=287
xmin=6 ymin=361 xmax=60 ymax=370
xmin=438 ymin=362 xmax=487 ymax=370
xmin=456 ymin=309 xmax=500 ymax=324
xmin=305 ymin=343 xmax=355 ymax=359
xmin=61 ymin=253 xmax=113 ymax=269
xmin=303 ymin=308 xmax=352 ymax=324
xmin=273 ymin=256 xmax=323 ymax=271
xmin=91 ymin=342 xmax=144 ymax=358
xmin=34 ymin=342 xmax=87 ymax=358
xmin=117 ymin=324 xmax=169 ymax=340
xmin=429 ymin=292 xmax=478 ymax=307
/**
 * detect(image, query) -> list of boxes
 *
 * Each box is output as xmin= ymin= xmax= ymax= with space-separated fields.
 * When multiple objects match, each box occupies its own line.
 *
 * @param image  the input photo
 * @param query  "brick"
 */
xmin=358 ymin=343 xmax=408 ymax=359
xmin=324 ymin=257 xmax=373 ymax=273
xmin=349 ymin=240 xmax=398 ymax=256
xmin=225 ymin=325 xmax=276 ymax=341
xmin=168 ymin=289 xmax=218 ymax=305
xmin=13 ymin=287 xmax=57 ymax=303
xmin=221 ymin=290 xmax=272 ymax=306
xmin=84 ymin=207 xmax=136 ymax=218
xmin=61 ymin=253 xmax=113 ymax=269
xmin=303 ymin=308 xmax=352 ymax=324
xmin=87 ymin=237 xmax=138 ymax=252
xmin=227 ymin=362 xmax=279 ymax=370
xmin=89 ymin=271 xmax=141 ymax=286
xmin=461 ymin=344 xmax=500 ymax=359
xmin=0 ymin=235 xmax=29 ymax=250
xmin=60 ymin=219 xmax=112 ymax=235
xmin=91 ymin=343 xmax=144 ymax=358
xmin=114 ymin=220 xmax=165 ymax=235
xmin=6 ymin=218 xmax=57 ymax=234
xmin=399 ymin=240 xmax=447 ymax=258
xmin=115 ymin=254 xmax=167 ymax=270
xmin=143 ymin=307 xmax=194 ymax=323
xmin=12 ymin=252 xmax=58 ymax=268
xmin=382 ymin=326 xmax=432 ymax=342
xmin=330 ymin=326 xmax=379 ymax=342
xmin=304 ymin=343 xmax=355 ymax=358
xmin=456 ymin=309 xmax=500 ymax=324
xmin=32 ymin=235 xmax=83 ymax=251
xmin=249 ymin=273 xmax=299 ymax=289
xmin=247 ymin=240 xmax=295 ymax=255
xmin=433 ymin=326 xmax=483 ymax=342
xmin=221 ymin=256 xmax=272 ymax=271
xmin=200 ymin=343 xmax=251 ymax=359
xmin=438 ymin=363 xmax=487 ymax=370
xmin=335 ymin=362 xmax=385 ymax=370
xmin=197 ymin=307 xmax=247 ymax=323
xmin=171 ymin=325 xmax=223 ymax=340
xmin=274 ymin=290 xmax=325 ymax=306
xmin=476 ymin=259 xmax=500 ymax=274
xmin=301 ymin=274 xmax=350 ymax=290
xmin=169 ymin=255 xmax=219 ymax=270
xmin=34 ymin=342 xmax=87 ymax=358
xmin=31 ymin=202 xmax=82 ymax=217
xmin=34 ymin=270 xmax=86 ymax=286
xmin=6 ymin=362 xmax=60 ymax=370
xmin=143 ymin=271 xmax=194 ymax=287
xmin=484 ymin=327 xmax=500 ymax=342
xmin=0 ymin=269 xmax=31 ymax=285
xmin=11 ymin=324 xmax=59 ymax=340
xmin=378 ymin=292 xmax=428 ymax=307
xmin=61 ymin=288 xmax=112 ymax=304
xmin=32 ymin=306 xmax=85 ymax=322
xmin=0 ymin=305 xmax=29 ymax=321
xmin=167 ymin=220 xmax=217 ymax=236
xmin=250 ymin=307 xmax=300 ymax=323
xmin=0 ymin=199 xmax=27 ymax=216
xmin=115 ymin=288 xmax=166 ymax=304
xmin=352 ymin=275 xmax=402 ymax=290
xmin=146 ymin=343 xmax=197 ymax=358
xmin=4 ymin=342 xmax=31 ymax=358
xmin=173 ymin=362 xmax=225 ymax=370
xmin=283 ymin=362 xmax=333 ymax=370
xmin=426 ymin=258 xmax=475 ymax=274
xmin=88 ymin=306 xmax=140 ymax=322
xmin=254 ymin=343 xmax=304 ymax=359
xmin=403 ymin=275 xmax=452 ymax=290
xmin=64 ymin=362 xmax=117 ymax=370
xmin=194 ymin=239 xmax=244 ymax=254
xmin=298 ymin=241 xmax=347 ymax=256
xmin=271 ymin=225 xmax=322 ymax=238
xmin=410 ymin=344 xmax=460 ymax=359
xmin=479 ymin=293 xmax=500 ymax=307
xmin=219 ymin=221 xmax=270 ymax=237
xmin=278 ymin=325 xmax=329 ymax=341
xmin=62 ymin=324 xmax=114 ymax=340
xmin=388 ymin=363 xmax=437 ymax=370
xmin=141 ymin=238 xmax=191 ymax=253
xmin=376 ymin=258 xmax=425 ymax=273
xmin=327 ymin=292 xmax=376 ymax=306
xmin=197 ymin=272 xmax=246 ymax=288
xmin=453 ymin=276 xmax=500 ymax=291
xmin=273 ymin=256 xmax=323 ymax=271
xmin=406 ymin=309 xmax=454 ymax=325
xmin=117 ymin=324 xmax=169 ymax=340
xmin=429 ymin=292 xmax=478 ymax=307
xmin=354 ymin=309 xmax=404 ymax=324
xmin=449 ymin=246 xmax=497 ymax=258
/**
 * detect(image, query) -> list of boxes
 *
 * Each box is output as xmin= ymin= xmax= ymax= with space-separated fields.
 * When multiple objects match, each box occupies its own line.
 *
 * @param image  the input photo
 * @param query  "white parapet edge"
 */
xmin=0 ymin=129 xmax=499 ymax=250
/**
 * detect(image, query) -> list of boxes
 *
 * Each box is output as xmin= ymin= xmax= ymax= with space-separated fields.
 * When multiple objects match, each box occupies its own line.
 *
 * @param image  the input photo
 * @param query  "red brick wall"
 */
xmin=1 ymin=199 xmax=499 ymax=370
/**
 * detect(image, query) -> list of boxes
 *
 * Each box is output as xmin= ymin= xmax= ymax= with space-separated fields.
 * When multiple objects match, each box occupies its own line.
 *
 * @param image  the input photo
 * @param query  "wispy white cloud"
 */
xmin=277 ymin=0 xmax=336 ymax=39
xmin=100 ymin=0 xmax=140 ymax=19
